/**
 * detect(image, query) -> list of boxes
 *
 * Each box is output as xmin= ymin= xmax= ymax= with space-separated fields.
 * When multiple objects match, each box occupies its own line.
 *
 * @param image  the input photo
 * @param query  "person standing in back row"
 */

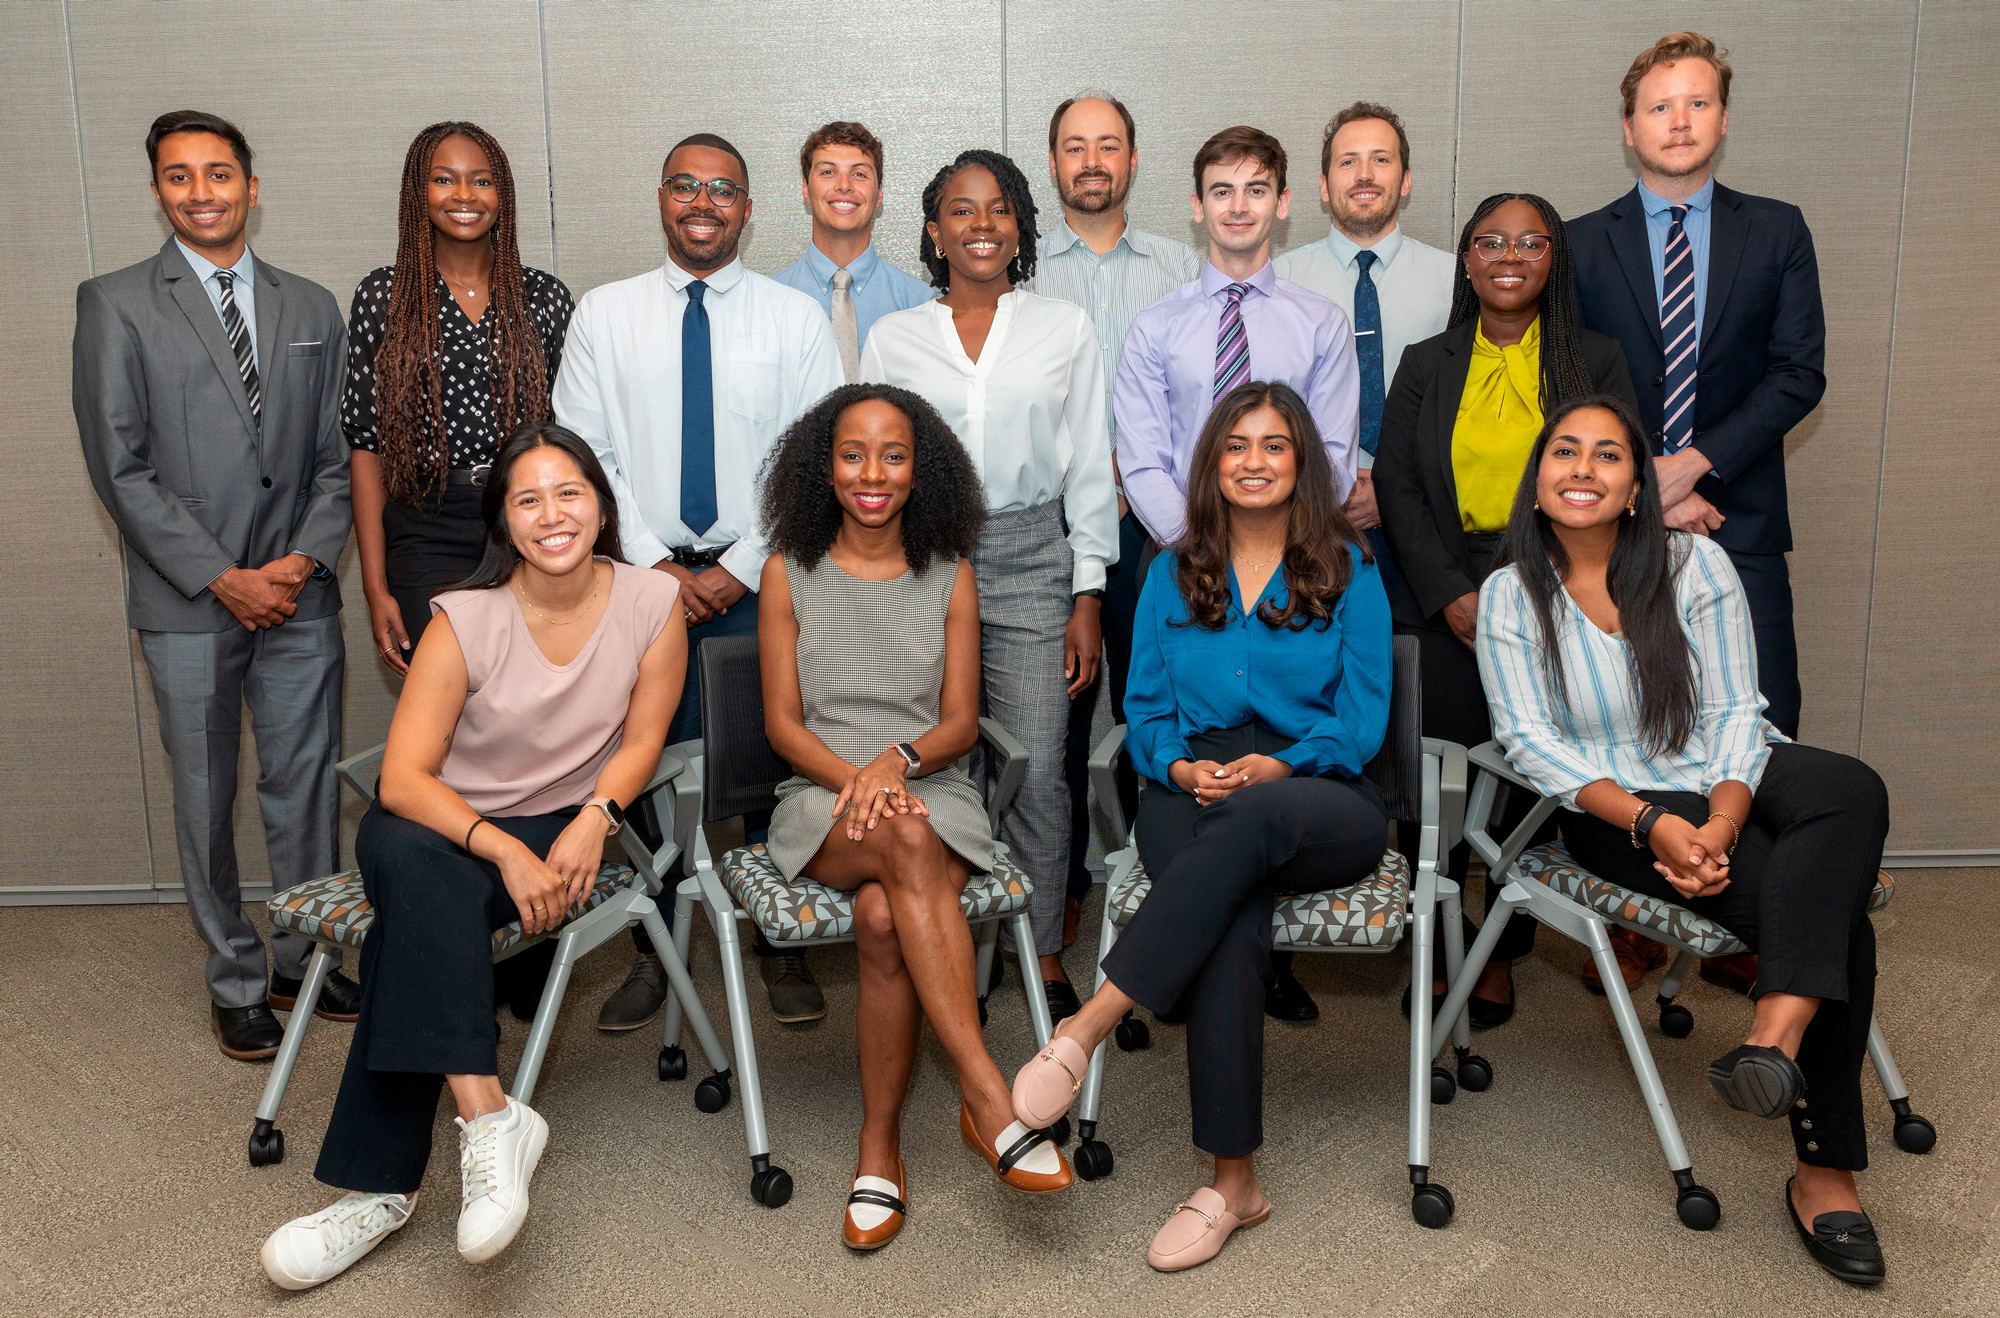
xmin=1569 ymin=32 xmax=1826 ymax=997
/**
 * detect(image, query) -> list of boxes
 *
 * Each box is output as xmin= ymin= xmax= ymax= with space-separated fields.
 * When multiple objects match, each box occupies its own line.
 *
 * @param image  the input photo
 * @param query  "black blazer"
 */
xmin=1374 ymin=318 xmax=1638 ymax=627
xmin=1568 ymin=183 xmax=1825 ymax=556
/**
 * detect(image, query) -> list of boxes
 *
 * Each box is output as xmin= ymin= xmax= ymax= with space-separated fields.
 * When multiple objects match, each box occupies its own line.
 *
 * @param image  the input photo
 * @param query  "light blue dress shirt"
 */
xmin=1029 ymin=220 xmax=1200 ymax=444
xmin=175 ymin=238 xmax=258 ymax=369
xmin=1639 ymin=176 xmax=1715 ymax=339
xmin=770 ymin=241 xmax=935 ymax=351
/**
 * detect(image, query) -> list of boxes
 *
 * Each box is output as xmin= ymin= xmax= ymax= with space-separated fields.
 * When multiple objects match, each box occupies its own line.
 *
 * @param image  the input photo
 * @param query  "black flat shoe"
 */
xmin=1466 ymin=993 xmax=1513 ymax=1031
xmin=1707 ymin=1044 xmax=1806 ymax=1118
xmin=1264 ymin=968 xmax=1319 ymax=1023
xmin=269 ymin=969 xmax=363 ymax=1022
xmin=212 ymin=1001 xmax=283 ymax=1061
xmin=1787 ymin=1177 xmax=1885 ymax=1286
xmin=1044 ymin=978 xmax=1082 ymax=1024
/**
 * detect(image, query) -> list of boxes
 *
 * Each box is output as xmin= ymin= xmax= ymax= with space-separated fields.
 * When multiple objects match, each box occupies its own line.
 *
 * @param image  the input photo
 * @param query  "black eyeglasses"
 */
xmin=663 ymin=174 xmax=745 ymax=208
xmin=1469 ymin=234 xmax=1551 ymax=262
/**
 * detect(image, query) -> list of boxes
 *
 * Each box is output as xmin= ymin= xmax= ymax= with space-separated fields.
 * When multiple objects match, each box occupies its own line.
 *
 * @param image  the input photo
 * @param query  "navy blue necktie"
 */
xmin=1659 ymin=206 xmax=1698 ymax=453
xmin=1352 ymin=249 xmax=1384 ymax=456
xmin=680 ymin=280 xmax=717 ymax=536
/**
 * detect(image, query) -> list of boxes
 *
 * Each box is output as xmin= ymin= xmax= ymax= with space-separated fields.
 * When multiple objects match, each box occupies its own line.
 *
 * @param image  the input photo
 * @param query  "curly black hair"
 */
xmin=759 ymin=383 xmax=987 ymax=575
xmin=918 ymin=148 xmax=1039 ymax=291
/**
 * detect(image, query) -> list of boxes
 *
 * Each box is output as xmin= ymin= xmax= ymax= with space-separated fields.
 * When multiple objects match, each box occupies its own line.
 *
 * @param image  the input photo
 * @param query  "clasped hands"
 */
xmin=212 ymin=552 xmax=314 ymax=631
xmin=1169 ymin=752 xmax=1292 ymax=805
xmin=654 ymin=559 xmax=748 ymax=625
xmin=494 ymin=806 xmax=611 ymax=936
xmin=1646 ymin=812 xmax=1736 ymax=900
xmin=832 ymin=750 xmax=929 ymax=842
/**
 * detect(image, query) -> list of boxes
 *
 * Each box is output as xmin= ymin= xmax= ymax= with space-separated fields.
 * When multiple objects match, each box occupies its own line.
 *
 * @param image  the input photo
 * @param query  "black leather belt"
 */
xmin=670 ymin=544 xmax=733 ymax=570
xmin=446 ymin=464 xmax=493 ymax=487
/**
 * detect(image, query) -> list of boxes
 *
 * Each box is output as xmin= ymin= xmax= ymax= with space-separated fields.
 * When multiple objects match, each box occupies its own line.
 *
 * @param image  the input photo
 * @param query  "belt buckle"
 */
xmin=469 ymin=463 xmax=492 ymax=488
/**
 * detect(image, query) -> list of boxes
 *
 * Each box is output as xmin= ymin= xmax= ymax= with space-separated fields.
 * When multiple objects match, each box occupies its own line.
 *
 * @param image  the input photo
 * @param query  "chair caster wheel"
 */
xmin=248 ymin=1120 xmax=284 ymax=1167
xmin=1675 ymin=1183 xmax=1721 ymax=1230
xmin=1893 ymin=1113 xmax=1937 ymax=1154
xmin=658 ymin=1046 xmax=687 ymax=1082
xmin=1430 ymin=1065 xmax=1457 ymax=1105
xmin=1457 ymin=1054 xmax=1493 ymax=1092
xmin=1073 ymin=1138 xmax=1114 ymax=1180
xmin=694 ymin=1072 xmax=731 ymax=1113
xmin=1044 ymin=1115 xmax=1071 ymax=1147
xmin=1659 ymin=1003 xmax=1694 ymax=1038
xmin=750 ymin=1165 xmax=793 ymax=1208
xmin=1411 ymin=1183 xmax=1455 ymax=1228
xmin=1114 ymin=1015 xmax=1151 ymax=1051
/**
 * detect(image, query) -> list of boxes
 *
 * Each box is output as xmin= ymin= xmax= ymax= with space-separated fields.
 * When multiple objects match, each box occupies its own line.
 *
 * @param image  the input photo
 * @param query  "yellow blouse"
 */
xmin=1451 ymin=317 xmax=1543 ymax=533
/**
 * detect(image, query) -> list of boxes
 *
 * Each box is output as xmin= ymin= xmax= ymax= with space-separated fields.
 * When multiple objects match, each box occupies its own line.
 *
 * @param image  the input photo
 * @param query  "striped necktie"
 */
xmin=1213 ymin=282 xmax=1252 ymax=400
xmin=1659 ymin=206 xmax=1697 ymax=452
xmin=215 ymin=270 xmax=261 ymax=430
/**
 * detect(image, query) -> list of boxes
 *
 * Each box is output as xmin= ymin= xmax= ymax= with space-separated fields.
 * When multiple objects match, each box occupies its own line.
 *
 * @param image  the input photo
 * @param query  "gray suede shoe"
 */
xmin=596 ymin=953 xmax=666 ymax=1031
xmin=761 ymin=951 xmax=825 ymax=1023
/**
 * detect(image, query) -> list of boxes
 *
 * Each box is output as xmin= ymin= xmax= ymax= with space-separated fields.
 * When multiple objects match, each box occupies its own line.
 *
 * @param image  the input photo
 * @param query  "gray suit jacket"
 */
xmin=73 ymin=239 xmax=351 ymax=633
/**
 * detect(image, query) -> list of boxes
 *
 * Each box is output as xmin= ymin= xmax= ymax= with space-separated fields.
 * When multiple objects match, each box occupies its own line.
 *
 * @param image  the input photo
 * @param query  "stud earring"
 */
xmin=1533 ymin=498 xmax=1542 ymax=512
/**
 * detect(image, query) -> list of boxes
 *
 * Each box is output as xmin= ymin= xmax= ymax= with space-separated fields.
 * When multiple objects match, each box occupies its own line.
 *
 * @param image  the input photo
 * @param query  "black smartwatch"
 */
xmin=1073 ymin=588 xmax=1106 ymax=601
xmin=1632 ymin=803 xmax=1666 ymax=848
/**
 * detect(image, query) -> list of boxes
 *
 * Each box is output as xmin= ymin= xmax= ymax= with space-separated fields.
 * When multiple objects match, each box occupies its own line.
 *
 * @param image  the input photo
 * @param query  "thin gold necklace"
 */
xmin=514 ymin=566 xmax=601 ymax=626
xmin=1231 ymin=540 xmax=1286 ymax=573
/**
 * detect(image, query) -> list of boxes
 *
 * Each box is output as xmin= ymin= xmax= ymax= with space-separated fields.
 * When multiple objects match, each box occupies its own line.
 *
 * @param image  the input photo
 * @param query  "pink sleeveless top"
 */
xmin=431 ymin=560 xmax=681 ymax=817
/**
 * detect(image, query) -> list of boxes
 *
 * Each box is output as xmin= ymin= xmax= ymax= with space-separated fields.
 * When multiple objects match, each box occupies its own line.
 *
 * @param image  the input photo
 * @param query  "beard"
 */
xmin=666 ymin=209 xmax=742 ymax=271
xmin=1329 ymin=182 xmax=1399 ymax=240
xmin=1059 ymin=169 xmax=1131 ymax=215
xmin=1641 ymin=137 xmax=1720 ymax=179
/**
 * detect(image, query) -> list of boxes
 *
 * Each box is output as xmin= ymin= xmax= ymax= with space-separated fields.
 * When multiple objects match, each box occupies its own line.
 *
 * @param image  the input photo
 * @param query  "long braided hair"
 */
xmin=1447 ymin=192 xmax=1595 ymax=410
xmin=374 ymin=121 xmax=549 ymax=503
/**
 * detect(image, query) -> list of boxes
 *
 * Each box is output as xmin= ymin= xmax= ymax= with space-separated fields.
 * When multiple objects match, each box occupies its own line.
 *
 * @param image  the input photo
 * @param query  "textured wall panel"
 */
xmin=66 ymin=0 xmax=551 ymax=884
xmin=1864 ymin=0 xmax=2000 ymax=851
xmin=1458 ymin=2 xmax=1918 ymax=759
xmin=542 ymin=0 xmax=1002 ymax=295
xmin=1006 ymin=0 xmax=1462 ymax=259
xmin=0 ymin=2 xmax=153 ymax=889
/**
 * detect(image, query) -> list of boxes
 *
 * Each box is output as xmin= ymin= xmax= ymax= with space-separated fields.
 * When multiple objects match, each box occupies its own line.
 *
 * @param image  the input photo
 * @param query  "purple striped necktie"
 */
xmin=1659 ymin=205 xmax=1698 ymax=452
xmin=1213 ymin=281 xmax=1252 ymax=400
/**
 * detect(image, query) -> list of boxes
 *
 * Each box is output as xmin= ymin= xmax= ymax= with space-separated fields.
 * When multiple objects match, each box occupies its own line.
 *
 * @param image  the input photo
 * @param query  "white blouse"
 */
xmin=1475 ymin=532 xmax=1784 ymax=810
xmin=859 ymin=289 xmax=1117 ymax=593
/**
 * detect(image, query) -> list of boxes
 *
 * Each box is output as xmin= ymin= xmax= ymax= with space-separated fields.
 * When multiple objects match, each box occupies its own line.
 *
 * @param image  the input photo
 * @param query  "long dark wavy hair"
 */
xmin=1495 ymin=394 xmax=1697 ymax=755
xmin=1449 ymin=191 xmax=1596 ymax=410
xmin=374 ymin=122 xmax=551 ymax=504
xmin=1172 ymin=381 xmax=1369 ymax=632
xmin=918 ymin=149 xmax=1039 ymax=290
xmin=759 ymin=383 xmax=986 ymax=576
xmin=455 ymin=422 xmax=628 ymax=591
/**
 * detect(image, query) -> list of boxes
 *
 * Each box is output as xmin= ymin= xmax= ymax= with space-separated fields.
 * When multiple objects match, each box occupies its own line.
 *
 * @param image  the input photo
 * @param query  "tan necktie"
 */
xmin=830 ymin=268 xmax=860 ymax=383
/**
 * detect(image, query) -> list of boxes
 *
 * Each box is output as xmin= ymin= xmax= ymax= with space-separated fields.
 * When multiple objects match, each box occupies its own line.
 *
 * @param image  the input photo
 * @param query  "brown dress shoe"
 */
xmin=1700 ymin=952 xmax=1759 ymax=996
xmin=1582 ymin=926 xmax=1672 ymax=994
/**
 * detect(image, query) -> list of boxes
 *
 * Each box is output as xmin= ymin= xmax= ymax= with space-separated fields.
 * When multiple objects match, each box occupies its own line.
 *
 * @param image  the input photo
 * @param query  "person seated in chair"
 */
xmin=1476 ymin=395 xmax=1890 ymax=1286
xmin=259 ymin=423 xmax=687 ymax=1289
xmin=758 ymin=383 xmax=1074 ymax=1252
xmin=1012 ymin=380 xmax=1392 ymax=1272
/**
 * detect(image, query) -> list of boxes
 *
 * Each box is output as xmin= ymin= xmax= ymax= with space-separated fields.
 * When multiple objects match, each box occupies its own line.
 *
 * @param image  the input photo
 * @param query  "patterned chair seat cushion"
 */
xmin=1106 ymin=849 xmax=1412 ymax=951
xmin=268 ymin=863 xmax=642 ymax=955
xmin=1516 ymin=842 xmax=1895 ymax=957
xmin=719 ymin=844 xmax=1032 ymax=943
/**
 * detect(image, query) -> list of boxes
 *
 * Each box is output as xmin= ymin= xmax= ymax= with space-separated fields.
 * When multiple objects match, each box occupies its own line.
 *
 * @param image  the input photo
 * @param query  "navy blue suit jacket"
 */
xmin=1568 ymin=183 xmax=1825 ymax=555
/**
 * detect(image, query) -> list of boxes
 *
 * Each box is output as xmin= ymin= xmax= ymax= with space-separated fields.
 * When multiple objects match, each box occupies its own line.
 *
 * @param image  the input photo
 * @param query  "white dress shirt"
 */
xmin=860 ymin=290 xmax=1118 ymax=592
xmin=175 ymin=239 xmax=258 ymax=369
xmin=1274 ymin=225 xmax=1454 ymax=470
xmin=553 ymin=257 xmax=843 ymax=590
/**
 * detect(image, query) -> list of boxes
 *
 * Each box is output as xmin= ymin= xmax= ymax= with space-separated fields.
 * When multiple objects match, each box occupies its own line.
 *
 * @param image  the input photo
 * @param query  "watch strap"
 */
xmin=586 ymin=796 xmax=625 ymax=835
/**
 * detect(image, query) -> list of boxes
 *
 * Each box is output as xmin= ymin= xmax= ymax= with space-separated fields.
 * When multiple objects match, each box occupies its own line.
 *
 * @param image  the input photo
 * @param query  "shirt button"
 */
xmin=261 ymin=476 xmax=273 ymax=488
xmin=1800 ymin=1120 xmax=1812 ymax=1130
xmin=1806 ymin=1141 xmax=1819 ymax=1153
xmin=1236 ymin=670 xmax=1243 ymax=676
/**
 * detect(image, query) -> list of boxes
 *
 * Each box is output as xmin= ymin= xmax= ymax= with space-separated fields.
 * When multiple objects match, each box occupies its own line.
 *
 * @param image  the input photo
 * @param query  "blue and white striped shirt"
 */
xmin=1475 ymin=533 xmax=1783 ymax=809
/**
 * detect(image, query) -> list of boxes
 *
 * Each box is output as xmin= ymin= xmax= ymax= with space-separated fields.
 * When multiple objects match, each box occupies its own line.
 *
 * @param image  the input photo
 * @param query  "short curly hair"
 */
xmin=918 ymin=149 xmax=1039 ymax=291
xmin=759 ymin=383 xmax=987 ymax=576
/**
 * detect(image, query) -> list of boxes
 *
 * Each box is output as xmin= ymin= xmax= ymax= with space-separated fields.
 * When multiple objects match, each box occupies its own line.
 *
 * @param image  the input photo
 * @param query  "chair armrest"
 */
xmin=1088 ymin=724 xmax=1130 ymax=845
xmin=1462 ymin=740 xmax=1562 ymax=883
xmin=978 ymin=717 xmax=1030 ymax=834
xmin=1467 ymin=740 xmax=1535 ymax=792
xmin=336 ymin=744 xmax=387 ymax=807
xmin=1422 ymin=737 xmax=1468 ymax=859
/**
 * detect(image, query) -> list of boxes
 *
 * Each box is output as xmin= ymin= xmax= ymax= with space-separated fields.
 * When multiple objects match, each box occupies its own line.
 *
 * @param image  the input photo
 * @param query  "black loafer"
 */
xmin=1044 ymin=978 xmax=1082 ymax=1024
xmin=269 ymin=969 xmax=363 ymax=1022
xmin=1466 ymin=993 xmax=1514 ymax=1032
xmin=1707 ymin=1044 xmax=1806 ymax=1118
xmin=1263 ymin=968 xmax=1319 ymax=1023
xmin=1787 ymin=1177 xmax=1885 ymax=1285
xmin=212 ymin=1001 xmax=284 ymax=1061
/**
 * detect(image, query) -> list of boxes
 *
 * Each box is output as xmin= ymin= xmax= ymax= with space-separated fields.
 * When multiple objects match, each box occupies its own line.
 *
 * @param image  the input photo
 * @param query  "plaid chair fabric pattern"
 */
xmin=718 ymin=843 xmax=1033 ymax=944
xmin=1106 ymin=849 xmax=1413 ymax=950
xmin=268 ymin=863 xmax=643 ymax=955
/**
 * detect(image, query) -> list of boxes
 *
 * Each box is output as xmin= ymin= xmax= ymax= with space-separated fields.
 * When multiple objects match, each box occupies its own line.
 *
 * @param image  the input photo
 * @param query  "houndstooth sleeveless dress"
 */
xmin=764 ymin=553 xmax=996 ymax=880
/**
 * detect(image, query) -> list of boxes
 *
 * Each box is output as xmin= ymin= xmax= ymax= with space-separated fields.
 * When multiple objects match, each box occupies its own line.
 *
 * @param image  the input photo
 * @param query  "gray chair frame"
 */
xmin=244 ymin=742 xmax=731 ymax=1168
xmin=1070 ymin=634 xmax=1481 ymax=1227
xmin=1448 ymin=739 xmax=1935 ymax=1229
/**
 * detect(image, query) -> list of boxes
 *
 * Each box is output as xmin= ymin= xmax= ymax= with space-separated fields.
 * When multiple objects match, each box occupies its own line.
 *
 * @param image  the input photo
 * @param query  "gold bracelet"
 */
xmin=1629 ymin=801 xmax=1651 ymax=850
xmin=1706 ymin=811 xmax=1741 ymax=854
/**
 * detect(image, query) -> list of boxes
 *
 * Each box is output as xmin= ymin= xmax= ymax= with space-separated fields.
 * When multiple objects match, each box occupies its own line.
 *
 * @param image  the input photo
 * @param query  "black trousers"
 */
xmin=1103 ymin=730 xmax=1387 ymax=1157
xmin=1726 ymin=550 xmax=1802 ymax=740
xmin=315 ymin=803 xmax=576 ymax=1194
xmin=1560 ymin=743 xmax=1887 ymax=1170
xmin=1064 ymin=509 xmax=1148 ymax=902
xmin=382 ymin=485 xmax=486 ymax=657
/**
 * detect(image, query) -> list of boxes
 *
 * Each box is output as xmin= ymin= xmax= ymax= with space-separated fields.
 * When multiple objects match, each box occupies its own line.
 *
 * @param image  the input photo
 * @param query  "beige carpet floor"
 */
xmin=3 ymin=868 xmax=1995 ymax=1317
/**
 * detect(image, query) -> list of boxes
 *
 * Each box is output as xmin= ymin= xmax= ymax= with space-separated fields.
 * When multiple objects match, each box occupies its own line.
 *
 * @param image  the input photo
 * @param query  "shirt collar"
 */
xmin=1638 ymin=175 xmax=1716 ymax=218
xmin=1044 ymin=218 xmax=1144 ymax=261
xmin=663 ymin=255 xmax=746 ymax=293
xmin=802 ymin=240 xmax=881 ymax=289
xmin=1324 ymin=223 xmax=1405 ymax=272
xmin=176 ymin=238 xmax=255 ymax=287
xmin=1200 ymin=259 xmax=1277 ymax=297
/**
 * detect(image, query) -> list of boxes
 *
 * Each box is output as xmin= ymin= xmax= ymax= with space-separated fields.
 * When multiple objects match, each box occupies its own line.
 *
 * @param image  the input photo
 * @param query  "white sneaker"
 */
xmin=456 ymin=1098 xmax=549 ymax=1262
xmin=260 ymin=1191 xmax=413 ymax=1290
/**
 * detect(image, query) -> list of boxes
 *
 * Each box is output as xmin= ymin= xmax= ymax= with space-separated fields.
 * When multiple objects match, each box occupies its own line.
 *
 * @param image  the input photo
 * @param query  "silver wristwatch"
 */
xmin=891 ymin=742 xmax=921 ymax=772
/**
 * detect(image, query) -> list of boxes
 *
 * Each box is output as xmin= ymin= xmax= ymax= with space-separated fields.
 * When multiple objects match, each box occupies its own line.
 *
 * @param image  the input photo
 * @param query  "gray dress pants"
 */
xmin=971 ymin=501 xmax=1073 ymax=957
xmin=138 ymin=612 xmax=344 ymax=1007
